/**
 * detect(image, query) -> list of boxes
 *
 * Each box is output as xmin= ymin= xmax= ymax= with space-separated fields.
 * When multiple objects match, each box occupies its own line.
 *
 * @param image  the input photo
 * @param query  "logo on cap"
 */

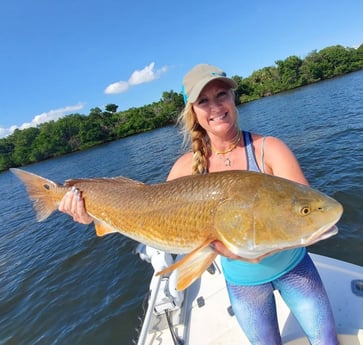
xmin=211 ymin=72 xmax=227 ymax=77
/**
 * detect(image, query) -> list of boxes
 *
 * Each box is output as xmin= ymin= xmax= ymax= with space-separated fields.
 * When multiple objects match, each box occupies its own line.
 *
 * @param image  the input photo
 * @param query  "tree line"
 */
xmin=232 ymin=44 xmax=363 ymax=103
xmin=1 ymin=44 xmax=362 ymax=171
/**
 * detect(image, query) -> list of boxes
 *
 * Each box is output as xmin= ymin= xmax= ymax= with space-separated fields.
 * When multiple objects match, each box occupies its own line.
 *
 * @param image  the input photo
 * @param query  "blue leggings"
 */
xmin=226 ymin=253 xmax=338 ymax=345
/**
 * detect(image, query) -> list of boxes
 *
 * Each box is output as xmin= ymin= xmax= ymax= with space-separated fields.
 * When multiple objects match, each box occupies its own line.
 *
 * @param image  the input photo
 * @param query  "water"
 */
xmin=1 ymin=71 xmax=362 ymax=345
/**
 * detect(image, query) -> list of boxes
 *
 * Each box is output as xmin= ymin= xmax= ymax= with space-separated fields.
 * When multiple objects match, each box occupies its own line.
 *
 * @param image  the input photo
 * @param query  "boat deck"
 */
xmin=139 ymin=253 xmax=363 ymax=344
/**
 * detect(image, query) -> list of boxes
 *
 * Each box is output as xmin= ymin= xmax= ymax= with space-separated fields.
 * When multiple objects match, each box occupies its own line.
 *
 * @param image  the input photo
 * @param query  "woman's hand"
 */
xmin=58 ymin=187 xmax=93 ymax=224
xmin=211 ymin=240 xmax=260 ymax=263
xmin=211 ymin=240 xmax=243 ymax=260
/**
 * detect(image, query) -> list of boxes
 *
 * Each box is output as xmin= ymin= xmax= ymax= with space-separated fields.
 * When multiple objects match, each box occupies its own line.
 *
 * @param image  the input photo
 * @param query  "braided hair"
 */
xmin=177 ymin=102 xmax=209 ymax=175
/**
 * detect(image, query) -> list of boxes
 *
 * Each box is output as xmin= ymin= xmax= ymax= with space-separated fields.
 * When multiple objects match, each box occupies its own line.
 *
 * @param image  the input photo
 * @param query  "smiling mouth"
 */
xmin=211 ymin=113 xmax=227 ymax=121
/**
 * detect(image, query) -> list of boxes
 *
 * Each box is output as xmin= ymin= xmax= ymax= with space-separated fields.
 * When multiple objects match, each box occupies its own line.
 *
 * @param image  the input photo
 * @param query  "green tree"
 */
xmin=318 ymin=45 xmax=352 ymax=77
xmin=0 ymin=139 xmax=14 ymax=170
xmin=300 ymin=50 xmax=325 ymax=84
xmin=9 ymin=127 xmax=40 ymax=165
xmin=105 ymin=104 xmax=118 ymax=113
xmin=276 ymin=55 xmax=303 ymax=90
xmin=352 ymin=44 xmax=363 ymax=69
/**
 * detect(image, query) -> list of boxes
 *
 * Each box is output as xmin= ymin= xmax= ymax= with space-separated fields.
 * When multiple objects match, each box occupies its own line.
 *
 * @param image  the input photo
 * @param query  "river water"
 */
xmin=1 ymin=70 xmax=362 ymax=345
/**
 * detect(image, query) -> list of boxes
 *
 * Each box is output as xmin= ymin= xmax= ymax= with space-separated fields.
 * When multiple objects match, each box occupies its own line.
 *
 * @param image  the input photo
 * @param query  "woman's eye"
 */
xmin=217 ymin=91 xmax=228 ymax=99
xmin=197 ymin=90 xmax=228 ymax=105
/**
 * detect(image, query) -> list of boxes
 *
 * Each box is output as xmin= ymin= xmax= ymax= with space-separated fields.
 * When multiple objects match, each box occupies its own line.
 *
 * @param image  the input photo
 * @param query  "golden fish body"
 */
xmin=11 ymin=168 xmax=343 ymax=290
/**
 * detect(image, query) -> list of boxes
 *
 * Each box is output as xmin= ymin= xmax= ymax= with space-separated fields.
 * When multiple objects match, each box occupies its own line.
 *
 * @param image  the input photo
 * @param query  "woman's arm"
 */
xmin=262 ymin=136 xmax=309 ymax=186
xmin=166 ymin=152 xmax=194 ymax=181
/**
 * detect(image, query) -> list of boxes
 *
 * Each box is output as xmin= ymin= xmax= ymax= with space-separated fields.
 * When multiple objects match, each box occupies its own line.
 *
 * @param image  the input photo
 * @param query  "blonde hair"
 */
xmin=177 ymin=89 xmax=239 ymax=175
xmin=177 ymin=102 xmax=209 ymax=175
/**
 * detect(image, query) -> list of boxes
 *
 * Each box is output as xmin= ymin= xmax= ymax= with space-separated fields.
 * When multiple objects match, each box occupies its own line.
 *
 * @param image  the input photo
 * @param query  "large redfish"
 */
xmin=11 ymin=168 xmax=343 ymax=290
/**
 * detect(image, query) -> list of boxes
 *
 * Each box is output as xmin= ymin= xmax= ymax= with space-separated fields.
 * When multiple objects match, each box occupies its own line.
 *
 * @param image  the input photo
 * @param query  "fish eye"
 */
xmin=300 ymin=206 xmax=311 ymax=216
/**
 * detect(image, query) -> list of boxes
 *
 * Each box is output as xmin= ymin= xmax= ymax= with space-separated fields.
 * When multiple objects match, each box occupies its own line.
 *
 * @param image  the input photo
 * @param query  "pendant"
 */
xmin=224 ymin=157 xmax=231 ymax=167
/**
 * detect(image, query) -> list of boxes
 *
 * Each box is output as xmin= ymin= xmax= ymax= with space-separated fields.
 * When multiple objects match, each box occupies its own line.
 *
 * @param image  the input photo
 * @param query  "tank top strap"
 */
xmin=242 ymin=131 xmax=260 ymax=172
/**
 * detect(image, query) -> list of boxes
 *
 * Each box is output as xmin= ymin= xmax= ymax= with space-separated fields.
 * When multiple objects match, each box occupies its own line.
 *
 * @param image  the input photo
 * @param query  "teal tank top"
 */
xmin=220 ymin=131 xmax=306 ymax=286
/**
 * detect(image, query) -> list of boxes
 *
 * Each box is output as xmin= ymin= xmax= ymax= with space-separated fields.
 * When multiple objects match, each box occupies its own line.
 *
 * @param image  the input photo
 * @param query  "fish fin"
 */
xmin=64 ymin=176 xmax=144 ymax=187
xmin=94 ymin=220 xmax=119 ymax=237
xmin=156 ymin=239 xmax=218 ymax=291
xmin=111 ymin=176 xmax=145 ymax=185
xmin=10 ymin=168 xmax=63 ymax=221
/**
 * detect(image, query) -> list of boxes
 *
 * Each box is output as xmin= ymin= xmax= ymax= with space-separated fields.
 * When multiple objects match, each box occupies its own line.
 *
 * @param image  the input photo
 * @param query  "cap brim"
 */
xmin=188 ymin=77 xmax=237 ymax=103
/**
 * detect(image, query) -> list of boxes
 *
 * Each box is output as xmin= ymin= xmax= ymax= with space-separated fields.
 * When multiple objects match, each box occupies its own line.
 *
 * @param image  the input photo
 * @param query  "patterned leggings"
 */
xmin=226 ymin=253 xmax=339 ymax=345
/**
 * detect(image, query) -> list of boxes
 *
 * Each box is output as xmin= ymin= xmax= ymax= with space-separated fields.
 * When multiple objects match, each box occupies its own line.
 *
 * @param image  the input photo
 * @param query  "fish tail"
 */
xmin=10 ymin=168 xmax=65 ymax=221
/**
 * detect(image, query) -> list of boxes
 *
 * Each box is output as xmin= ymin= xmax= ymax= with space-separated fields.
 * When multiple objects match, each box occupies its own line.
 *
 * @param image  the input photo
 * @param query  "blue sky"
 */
xmin=1 ymin=0 xmax=362 ymax=138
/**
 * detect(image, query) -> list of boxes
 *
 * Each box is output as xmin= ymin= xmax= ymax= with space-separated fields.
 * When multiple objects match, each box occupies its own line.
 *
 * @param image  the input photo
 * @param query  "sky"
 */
xmin=1 ymin=0 xmax=362 ymax=138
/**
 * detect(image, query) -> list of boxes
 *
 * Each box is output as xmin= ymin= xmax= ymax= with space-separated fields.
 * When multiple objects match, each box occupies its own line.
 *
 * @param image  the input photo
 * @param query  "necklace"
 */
xmin=210 ymin=130 xmax=241 ymax=167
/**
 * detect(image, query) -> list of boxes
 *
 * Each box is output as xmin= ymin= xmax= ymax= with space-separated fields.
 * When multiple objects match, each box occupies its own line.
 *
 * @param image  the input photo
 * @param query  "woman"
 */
xmin=59 ymin=64 xmax=338 ymax=345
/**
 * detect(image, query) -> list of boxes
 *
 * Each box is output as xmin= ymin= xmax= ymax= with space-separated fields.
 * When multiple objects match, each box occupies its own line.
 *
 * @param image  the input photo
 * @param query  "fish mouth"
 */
xmin=233 ymin=224 xmax=339 ymax=262
xmin=302 ymin=224 xmax=339 ymax=245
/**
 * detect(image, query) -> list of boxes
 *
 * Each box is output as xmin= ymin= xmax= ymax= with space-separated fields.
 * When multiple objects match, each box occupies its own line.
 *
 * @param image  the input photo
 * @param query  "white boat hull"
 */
xmin=137 ymin=252 xmax=363 ymax=345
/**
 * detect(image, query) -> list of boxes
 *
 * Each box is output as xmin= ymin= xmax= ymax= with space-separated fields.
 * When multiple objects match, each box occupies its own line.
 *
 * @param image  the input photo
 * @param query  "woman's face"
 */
xmin=192 ymin=80 xmax=237 ymax=136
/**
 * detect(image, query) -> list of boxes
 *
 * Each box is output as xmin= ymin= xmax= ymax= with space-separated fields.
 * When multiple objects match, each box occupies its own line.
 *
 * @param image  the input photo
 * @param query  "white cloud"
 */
xmin=104 ymin=80 xmax=129 ymax=94
xmin=128 ymin=62 xmax=157 ymax=85
xmin=0 ymin=103 xmax=85 ymax=138
xmin=0 ymin=126 xmax=17 ymax=139
xmin=104 ymin=62 xmax=168 ymax=94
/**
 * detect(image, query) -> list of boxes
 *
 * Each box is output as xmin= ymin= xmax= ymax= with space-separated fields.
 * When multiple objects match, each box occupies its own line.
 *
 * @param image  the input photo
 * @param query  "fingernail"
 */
xmin=73 ymin=188 xmax=81 ymax=201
